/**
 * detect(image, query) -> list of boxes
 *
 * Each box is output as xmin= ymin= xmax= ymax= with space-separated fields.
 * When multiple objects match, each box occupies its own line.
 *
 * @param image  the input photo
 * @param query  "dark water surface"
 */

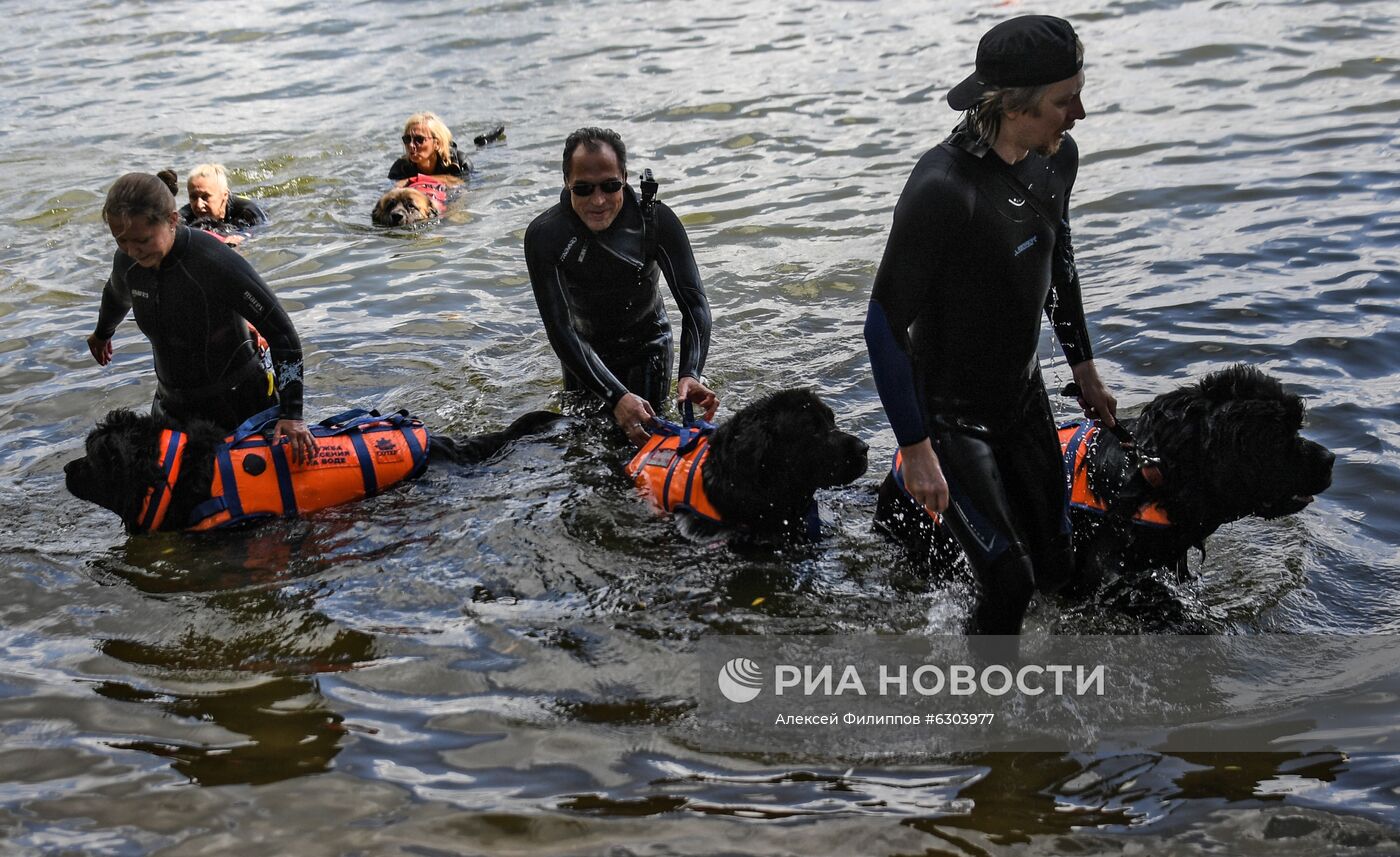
xmin=2 ymin=0 xmax=1398 ymax=853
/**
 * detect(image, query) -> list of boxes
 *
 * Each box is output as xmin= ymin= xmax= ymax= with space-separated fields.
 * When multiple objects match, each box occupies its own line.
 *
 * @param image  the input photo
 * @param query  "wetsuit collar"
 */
xmin=946 ymin=120 xmax=993 ymax=159
xmin=161 ymin=224 xmax=192 ymax=269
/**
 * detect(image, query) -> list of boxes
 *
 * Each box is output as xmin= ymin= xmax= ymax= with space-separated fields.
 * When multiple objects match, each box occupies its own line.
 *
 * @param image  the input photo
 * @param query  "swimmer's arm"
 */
xmin=654 ymin=202 xmax=711 ymax=382
xmin=89 ymin=271 xmax=132 ymax=364
xmin=209 ymin=251 xmax=306 ymax=421
xmin=865 ymin=170 xmax=964 ymax=447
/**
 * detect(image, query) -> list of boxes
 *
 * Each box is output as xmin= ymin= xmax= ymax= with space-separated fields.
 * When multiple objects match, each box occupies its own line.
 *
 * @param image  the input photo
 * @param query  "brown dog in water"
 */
xmin=372 ymin=174 xmax=462 ymax=227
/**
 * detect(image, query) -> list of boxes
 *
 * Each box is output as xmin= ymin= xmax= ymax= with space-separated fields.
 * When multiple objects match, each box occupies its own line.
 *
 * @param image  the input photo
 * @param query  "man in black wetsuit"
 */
xmin=865 ymin=16 xmax=1118 ymax=634
xmin=524 ymin=127 xmax=717 ymax=445
xmin=87 ymin=172 xmax=315 ymax=463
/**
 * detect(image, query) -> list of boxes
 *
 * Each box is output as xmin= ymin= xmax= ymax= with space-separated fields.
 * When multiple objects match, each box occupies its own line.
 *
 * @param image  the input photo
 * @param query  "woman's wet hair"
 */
xmin=402 ymin=112 xmax=457 ymax=170
xmin=102 ymin=172 xmax=177 ymax=226
xmin=155 ymin=169 xmax=179 ymax=197
xmin=562 ymin=127 xmax=627 ymax=180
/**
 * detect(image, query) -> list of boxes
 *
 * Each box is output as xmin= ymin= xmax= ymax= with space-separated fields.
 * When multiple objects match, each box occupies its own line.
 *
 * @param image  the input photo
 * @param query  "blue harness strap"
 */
xmin=347 ymin=430 xmax=379 ymax=496
xmin=270 ymin=443 xmax=298 ymax=517
xmin=228 ymin=405 xmax=283 ymax=445
xmin=184 ymin=445 xmax=245 ymax=526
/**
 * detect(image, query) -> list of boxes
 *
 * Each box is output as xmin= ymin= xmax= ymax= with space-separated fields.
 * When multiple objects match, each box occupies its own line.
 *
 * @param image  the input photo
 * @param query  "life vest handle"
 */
xmin=228 ymin=405 xmax=283 ymax=445
xmin=1059 ymin=381 xmax=1163 ymax=466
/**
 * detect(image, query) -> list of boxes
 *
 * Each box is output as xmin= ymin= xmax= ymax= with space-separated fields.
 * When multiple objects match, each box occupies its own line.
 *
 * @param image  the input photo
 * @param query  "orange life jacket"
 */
xmin=1060 ymin=422 xmax=1170 ymax=528
xmin=137 ymin=407 xmax=430 ymax=532
xmin=626 ymin=423 xmax=723 ymax=523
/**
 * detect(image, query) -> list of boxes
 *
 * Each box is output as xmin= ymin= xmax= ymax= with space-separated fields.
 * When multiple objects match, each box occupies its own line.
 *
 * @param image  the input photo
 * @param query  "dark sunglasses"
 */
xmin=568 ymin=179 xmax=624 ymax=197
xmin=401 ymin=134 xmax=432 ymax=146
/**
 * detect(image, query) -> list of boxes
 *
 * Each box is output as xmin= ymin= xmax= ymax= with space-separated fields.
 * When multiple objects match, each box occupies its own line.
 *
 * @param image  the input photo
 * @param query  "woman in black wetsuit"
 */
xmin=523 ymin=127 xmax=717 ymax=446
xmin=86 ymin=172 xmax=316 ymax=463
xmin=173 ymin=164 xmax=267 ymax=247
xmin=388 ymin=112 xmax=470 ymax=183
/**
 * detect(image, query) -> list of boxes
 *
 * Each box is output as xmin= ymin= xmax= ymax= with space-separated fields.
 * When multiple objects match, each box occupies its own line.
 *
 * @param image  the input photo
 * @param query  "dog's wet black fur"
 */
xmin=876 ymin=365 xmax=1335 ymax=627
xmin=670 ymin=387 xmax=869 ymax=538
xmin=65 ymin=408 xmax=567 ymax=533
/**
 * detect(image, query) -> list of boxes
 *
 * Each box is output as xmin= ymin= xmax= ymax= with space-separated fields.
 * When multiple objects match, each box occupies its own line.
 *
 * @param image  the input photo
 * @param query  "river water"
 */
xmin=2 ymin=0 xmax=1398 ymax=853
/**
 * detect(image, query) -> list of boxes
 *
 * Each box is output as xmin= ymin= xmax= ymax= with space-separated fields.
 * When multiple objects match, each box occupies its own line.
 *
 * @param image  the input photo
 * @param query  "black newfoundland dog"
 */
xmin=65 ymin=408 xmax=565 ymax=534
xmin=629 ymin=388 xmax=869 ymax=537
xmin=876 ymin=365 xmax=1335 ymax=620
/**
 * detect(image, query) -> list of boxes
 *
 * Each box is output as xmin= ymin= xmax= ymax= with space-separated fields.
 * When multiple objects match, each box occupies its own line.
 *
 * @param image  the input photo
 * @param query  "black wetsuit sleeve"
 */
xmin=228 ymin=197 xmax=268 ymax=229
xmin=387 ymin=158 xmax=413 ymax=181
xmin=654 ymin=203 xmax=711 ymax=380
xmin=93 ymin=263 xmax=133 ymax=340
xmin=1046 ymin=203 xmax=1094 ymax=365
xmin=199 ymin=248 xmax=305 ymax=420
xmin=523 ymin=223 xmax=631 ymax=408
xmin=866 ymin=162 xmax=967 ymax=447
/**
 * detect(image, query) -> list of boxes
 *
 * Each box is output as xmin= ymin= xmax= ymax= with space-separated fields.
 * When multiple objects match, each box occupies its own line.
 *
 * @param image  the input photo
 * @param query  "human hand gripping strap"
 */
xmin=1059 ymin=382 xmax=1162 ymax=486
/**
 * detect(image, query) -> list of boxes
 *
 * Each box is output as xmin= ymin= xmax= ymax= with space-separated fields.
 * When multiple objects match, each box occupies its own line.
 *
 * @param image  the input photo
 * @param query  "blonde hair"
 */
xmin=401 ymin=112 xmax=458 ymax=171
xmin=186 ymin=163 xmax=231 ymax=193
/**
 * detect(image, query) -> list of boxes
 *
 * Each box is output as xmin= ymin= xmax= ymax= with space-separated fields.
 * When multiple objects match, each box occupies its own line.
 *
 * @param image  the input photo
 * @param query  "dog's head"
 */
xmin=1137 ymin=365 xmax=1334 ymax=526
xmin=64 ymin=409 xmax=167 ymax=527
xmin=703 ymin=388 xmax=868 ymax=528
xmin=372 ymin=188 xmax=436 ymax=227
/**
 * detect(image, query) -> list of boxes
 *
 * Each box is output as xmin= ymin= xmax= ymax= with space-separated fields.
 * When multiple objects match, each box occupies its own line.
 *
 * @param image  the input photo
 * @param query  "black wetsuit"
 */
xmin=94 ymin=225 xmax=305 ymax=431
xmin=388 ymin=141 xmax=471 ymax=181
xmin=865 ymin=122 xmax=1094 ymax=634
xmin=179 ymin=197 xmax=268 ymax=239
xmin=523 ymin=185 xmax=711 ymax=411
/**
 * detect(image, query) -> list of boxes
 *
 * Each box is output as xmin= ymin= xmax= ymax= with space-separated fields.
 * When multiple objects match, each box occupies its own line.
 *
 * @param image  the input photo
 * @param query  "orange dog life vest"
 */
xmin=136 ymin=408 xmax=430 ymax=532
xmin=626 ymin=424 xmax=723 ymax=523
xmin=1059 ymin=422 xmax=1170 ymax=528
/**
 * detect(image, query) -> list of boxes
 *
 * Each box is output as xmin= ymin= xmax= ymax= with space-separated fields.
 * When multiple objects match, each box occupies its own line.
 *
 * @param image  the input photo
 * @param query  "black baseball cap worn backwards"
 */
xmin=947 ymin=15 xmax=1081 ymax=111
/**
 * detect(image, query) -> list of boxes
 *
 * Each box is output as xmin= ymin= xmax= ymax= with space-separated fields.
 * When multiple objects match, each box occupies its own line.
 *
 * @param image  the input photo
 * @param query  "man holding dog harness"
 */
xmin=865 ymin=16 xmax=1118 ymax=634
xmin=524 ymin=127 xmax=718 ymax=446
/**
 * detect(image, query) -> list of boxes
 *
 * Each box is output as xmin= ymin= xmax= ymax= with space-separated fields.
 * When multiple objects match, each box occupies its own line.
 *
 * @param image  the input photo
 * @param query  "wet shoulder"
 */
xmin=229 ymin=196 xmax=268 ymax=226
xmin=897 ymin=144 xmax=977 ymax=222
xmin=524 ymin=201 xmax=574 ymax=251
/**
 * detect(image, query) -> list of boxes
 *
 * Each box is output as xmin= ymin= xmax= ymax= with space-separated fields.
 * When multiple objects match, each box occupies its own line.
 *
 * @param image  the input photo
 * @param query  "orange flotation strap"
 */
xmin=1059 ymin=422 xmax=1170 ymax=528
xmin=138 ymin=407 xmax=430 ymax=532
xmin=137 ymin=428 xmax=189 ymax=532
xmin=626 ymin=423 xmax=723 ymax=524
